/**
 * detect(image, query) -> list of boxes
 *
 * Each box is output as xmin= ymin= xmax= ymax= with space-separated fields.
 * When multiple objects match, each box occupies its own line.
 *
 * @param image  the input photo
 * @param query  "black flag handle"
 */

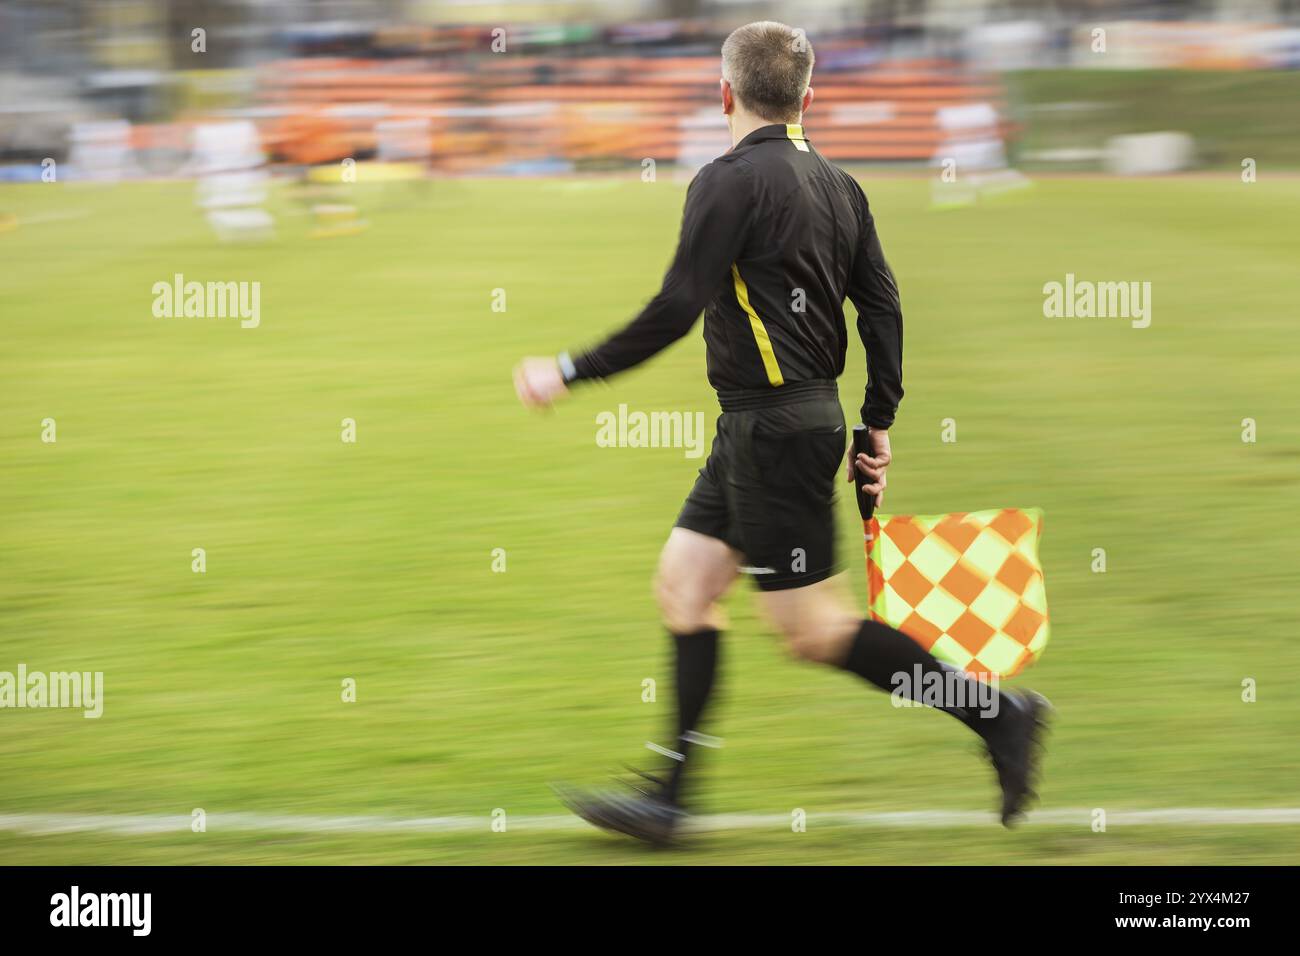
xmin=851 ymin=423 xmax=877 ymax=521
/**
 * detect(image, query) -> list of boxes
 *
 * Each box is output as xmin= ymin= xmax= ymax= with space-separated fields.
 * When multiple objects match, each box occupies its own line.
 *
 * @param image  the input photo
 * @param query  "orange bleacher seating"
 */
xmin=255 ymin=54 xmax=1009 ymax=168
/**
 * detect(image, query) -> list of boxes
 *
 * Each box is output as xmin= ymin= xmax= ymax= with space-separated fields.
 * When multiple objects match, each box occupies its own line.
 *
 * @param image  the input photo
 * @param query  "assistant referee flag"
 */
xmin=865 ymin=509 xmax=1050 ymax=679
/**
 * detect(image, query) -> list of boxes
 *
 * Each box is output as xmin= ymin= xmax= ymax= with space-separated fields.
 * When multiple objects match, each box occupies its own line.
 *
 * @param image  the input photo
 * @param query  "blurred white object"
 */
xmin=206 ymin=207 xmax=274 ymax=242
xmin=965 ymin=20 xmax=1050 ymax=71
xmin=1105 ymin=132 xmax=1194 ymax=176
xmin=931 ymin=102 xmax=1029 ymax=207
xmin=936 ymin=102 xmax=1008 ymax=172
xmin=192 ymin=121 xmax=265 ymax=175
xmin=676 ymin=108 xmax=730 ymax=182
xmin=68 ymin=121 xmax=137 ymax=182
xmin=1247 ymin=27 xmax=1300 ymax=70
xmin=198 ymin=169 xmax=268 ymax=209
xmin=193 ymin=122 xmax=273 ymax=241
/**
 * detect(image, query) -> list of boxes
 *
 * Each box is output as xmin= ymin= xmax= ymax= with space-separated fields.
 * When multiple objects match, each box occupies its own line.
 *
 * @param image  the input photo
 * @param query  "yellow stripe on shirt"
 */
xmin=731 ymin=263 xmax=785 ymax=387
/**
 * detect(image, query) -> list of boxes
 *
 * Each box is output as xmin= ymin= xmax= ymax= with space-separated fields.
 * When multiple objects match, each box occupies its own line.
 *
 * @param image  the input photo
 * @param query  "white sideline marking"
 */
xmin=1 ymin=808 xmax=1298 ymax=836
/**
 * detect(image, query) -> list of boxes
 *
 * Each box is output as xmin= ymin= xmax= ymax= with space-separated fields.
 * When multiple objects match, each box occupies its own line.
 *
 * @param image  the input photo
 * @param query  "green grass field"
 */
xmin=1 ymin=172 xmax=1298 ymax=864
xmin=1007 ymin=69 xmax=1300 ymax=170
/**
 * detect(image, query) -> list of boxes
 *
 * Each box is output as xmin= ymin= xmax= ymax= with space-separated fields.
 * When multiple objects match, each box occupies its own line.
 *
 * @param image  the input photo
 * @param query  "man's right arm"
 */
xmin=563 ymin=160 xmax=753 ymax=384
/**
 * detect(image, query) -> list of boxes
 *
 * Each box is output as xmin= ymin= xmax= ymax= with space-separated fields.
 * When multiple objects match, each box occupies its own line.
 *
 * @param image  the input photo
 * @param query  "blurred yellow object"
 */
xmin=305 ymin=162 xmax=423 ymax=185
xmin=307 ymin=203 xmax=367 ymax=239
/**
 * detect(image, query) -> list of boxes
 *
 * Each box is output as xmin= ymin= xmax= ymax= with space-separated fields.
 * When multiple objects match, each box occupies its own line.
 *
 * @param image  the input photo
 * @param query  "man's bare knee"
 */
xmin=786 ymin=627 xmax=842 ymax=663
xmin=784 ymin=617 xmax=858 ymax=663
xmin=759 ymin=574 xmax=860 ymax=665
xmin=654 ymin=529 xmax=739 ymax=633
xmin=655 ymin=571 xmax=718 ymax=633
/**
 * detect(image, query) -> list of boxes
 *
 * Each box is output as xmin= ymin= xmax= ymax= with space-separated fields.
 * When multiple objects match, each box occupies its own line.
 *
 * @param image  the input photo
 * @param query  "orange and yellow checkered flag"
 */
xmin=865 ymin=509 xmax=1050 ymax=679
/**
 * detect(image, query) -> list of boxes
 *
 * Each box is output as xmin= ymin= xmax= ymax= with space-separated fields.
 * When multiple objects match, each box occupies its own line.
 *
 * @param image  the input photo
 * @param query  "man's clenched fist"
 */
xmin=846 ymin=428 xmax=892 ymax=507
xmin=513 ymin=356 xmax=569 ymax=409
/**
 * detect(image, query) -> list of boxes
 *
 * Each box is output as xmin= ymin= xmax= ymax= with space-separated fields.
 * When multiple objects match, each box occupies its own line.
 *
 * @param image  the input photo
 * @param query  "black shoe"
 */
xmin=984 ymin=689 xmax=1053 ymax=828
xmin=554 ymin=784 xmax=685 ymax=847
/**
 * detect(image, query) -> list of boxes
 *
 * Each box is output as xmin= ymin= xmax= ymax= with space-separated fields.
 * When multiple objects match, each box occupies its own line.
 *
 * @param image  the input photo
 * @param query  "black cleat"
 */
xmin=984 ymin=689 xmax=1053 ymax=828
xmin=554 ymin=784 xmax=686 ymax=847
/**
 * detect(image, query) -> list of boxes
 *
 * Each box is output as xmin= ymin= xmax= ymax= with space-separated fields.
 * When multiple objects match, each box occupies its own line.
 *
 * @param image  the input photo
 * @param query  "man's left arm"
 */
xmin=514 ymin=161 xmax=752 ymax=408
xmin=844 ymin=185 xmax=903 ymax=504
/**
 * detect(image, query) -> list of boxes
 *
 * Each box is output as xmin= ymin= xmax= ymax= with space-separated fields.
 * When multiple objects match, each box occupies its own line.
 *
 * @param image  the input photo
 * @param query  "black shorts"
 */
xmin=675 ymin=381 xmax=846 ymax=591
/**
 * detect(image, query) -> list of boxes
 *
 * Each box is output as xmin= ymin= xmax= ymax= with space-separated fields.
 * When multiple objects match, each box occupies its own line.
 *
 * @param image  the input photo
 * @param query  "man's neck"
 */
xmin=728 ymin=111 xmax=799 ymax=148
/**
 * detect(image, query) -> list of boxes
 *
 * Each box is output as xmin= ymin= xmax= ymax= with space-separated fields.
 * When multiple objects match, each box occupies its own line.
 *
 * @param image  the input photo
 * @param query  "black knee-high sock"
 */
xmin=838 ymin=619 xmax=1005 ymax=737
xmin=662 ymin=628 xmax=719 ymax=805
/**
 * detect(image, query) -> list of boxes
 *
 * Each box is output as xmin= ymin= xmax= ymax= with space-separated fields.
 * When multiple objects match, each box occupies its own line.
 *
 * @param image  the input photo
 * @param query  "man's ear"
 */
xmin=720 ymin=78 xmax=734 ymax=115
xmin=802 ymin=87 xmax=815 ymax=115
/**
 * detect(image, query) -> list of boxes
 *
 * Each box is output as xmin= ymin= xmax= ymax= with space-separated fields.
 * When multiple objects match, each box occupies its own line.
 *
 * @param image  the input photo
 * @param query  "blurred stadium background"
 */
xmin=1 ymin=0 xmax=1298 ymax=864
xmin=5 ymin=0 xmax=1300 ymax=180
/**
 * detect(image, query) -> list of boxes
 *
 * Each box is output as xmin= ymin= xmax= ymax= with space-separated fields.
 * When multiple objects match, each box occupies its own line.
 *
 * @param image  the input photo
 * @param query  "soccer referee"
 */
xmin=514 ymin=21 xmax=1049 ymax=845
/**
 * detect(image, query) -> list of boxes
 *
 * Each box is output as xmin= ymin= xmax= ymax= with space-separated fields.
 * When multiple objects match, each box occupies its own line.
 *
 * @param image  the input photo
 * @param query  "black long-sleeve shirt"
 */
xmin=568 ymin=123 xmax=903 ymax=429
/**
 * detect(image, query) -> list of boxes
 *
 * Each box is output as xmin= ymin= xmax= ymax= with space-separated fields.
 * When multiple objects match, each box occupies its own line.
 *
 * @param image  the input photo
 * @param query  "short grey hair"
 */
xmin=721 ymin=21 xmax=814 ymax=124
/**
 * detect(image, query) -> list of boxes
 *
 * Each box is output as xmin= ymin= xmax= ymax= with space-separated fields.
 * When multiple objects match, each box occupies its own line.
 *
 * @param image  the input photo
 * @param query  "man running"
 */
xmin=513 ymin=21 xmax=1049 ymax=845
